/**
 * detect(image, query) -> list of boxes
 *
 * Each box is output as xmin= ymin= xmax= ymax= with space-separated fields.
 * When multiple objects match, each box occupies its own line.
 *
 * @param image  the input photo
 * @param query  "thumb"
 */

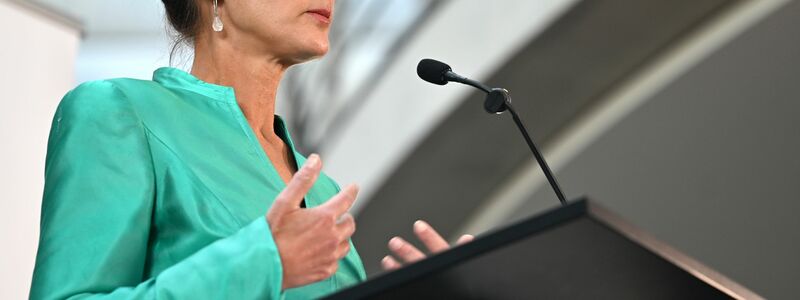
xmin=268 ymin=154 xmax=322 ymax=216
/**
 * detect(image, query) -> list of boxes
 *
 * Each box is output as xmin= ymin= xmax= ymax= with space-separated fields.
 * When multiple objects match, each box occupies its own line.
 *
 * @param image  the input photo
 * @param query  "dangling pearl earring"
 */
xmin=212 ymin=0 xmax=224 ymax=32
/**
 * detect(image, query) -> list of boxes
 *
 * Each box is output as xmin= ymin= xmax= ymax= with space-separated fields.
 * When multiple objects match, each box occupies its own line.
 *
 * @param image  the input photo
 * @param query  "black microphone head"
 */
xmin=417 ymin=59 xmax=452 ymax=85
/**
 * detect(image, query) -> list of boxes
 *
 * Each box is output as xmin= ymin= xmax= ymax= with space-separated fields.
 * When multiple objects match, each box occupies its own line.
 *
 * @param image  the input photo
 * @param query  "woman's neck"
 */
xmin=190 ymin=36 xmax=288 ymax=146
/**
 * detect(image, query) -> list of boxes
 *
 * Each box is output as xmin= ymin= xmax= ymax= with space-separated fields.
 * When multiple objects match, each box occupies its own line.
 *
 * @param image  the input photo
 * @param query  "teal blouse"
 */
xmin=30 ymin=67 xmax=367 ymax=299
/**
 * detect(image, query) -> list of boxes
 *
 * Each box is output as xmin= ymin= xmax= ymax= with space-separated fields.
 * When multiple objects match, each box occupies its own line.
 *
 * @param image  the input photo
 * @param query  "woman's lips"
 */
xmin=306 ymin=9 xmax=332 ymax=24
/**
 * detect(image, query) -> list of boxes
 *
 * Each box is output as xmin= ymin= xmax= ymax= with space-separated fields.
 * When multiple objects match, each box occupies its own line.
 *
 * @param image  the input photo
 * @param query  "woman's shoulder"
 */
xmin=58 ymin=78 xmax=173 ymax=122
xmin=63 ymin=77 xmax=168 ymax=104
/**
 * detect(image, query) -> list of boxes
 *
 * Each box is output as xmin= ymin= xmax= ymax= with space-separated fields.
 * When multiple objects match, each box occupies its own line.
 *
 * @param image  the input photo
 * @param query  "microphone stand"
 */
xmin=505 ymin=99 xmax=568 ymax=205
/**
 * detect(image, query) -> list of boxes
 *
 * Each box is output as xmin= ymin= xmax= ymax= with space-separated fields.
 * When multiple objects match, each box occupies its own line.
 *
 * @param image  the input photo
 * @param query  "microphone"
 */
xmin=417 ymin=59 xmax=491 ymax=92
xmin=416 ymin=58 xmax=568 ymax=205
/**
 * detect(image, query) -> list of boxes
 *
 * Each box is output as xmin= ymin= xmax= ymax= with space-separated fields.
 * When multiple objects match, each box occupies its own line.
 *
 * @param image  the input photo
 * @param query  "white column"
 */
xmin=0 ymin=1 xmax=81 ymax=298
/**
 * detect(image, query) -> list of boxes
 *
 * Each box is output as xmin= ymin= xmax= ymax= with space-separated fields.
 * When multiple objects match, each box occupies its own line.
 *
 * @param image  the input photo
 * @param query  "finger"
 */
xmin=388 ymin=237 xmax=425 ymax=263
xmin=318 ymin=184 xmax=359 ymax=217
xmin=272 ymin=154 xmax=321 ymax=213
xmin=456 ymin=234 xmax=475 ymax=245
xmin=413 ymin=220 xmax=449 ymax=254
xmin=381 ymin=255 xmax=402 ymax=271
xmin=336 ymin=213 xmax=356 ymax=241
xmin=335 ymin=239 xmax=351 ymax=259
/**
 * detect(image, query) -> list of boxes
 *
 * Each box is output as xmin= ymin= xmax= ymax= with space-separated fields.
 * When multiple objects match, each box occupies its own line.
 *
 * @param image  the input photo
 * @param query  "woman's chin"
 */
xmin=307 ymin=40 xmax=329 ymax=57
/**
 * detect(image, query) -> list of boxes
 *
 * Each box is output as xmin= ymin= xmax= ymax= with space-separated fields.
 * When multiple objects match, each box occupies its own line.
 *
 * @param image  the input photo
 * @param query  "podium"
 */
xmin=325 ymin=199 xmax=761 ymax=299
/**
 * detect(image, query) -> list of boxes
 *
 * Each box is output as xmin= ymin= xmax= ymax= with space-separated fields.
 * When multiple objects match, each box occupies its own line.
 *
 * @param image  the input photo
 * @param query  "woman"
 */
xmin=30 ymin=0 xmax=472 ymax=299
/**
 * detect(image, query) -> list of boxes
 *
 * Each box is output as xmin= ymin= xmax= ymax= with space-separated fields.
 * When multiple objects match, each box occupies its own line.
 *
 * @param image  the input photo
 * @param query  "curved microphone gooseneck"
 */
xmin=417 ymin=58 xmax=568 ymax=205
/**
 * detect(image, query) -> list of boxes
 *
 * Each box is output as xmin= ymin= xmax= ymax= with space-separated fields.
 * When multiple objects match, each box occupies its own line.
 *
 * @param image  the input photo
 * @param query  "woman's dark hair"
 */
xmin=162 ymin=0 xmax=202 ymax=63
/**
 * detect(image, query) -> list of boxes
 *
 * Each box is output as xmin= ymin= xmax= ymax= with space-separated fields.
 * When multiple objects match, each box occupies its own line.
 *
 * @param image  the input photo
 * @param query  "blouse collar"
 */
xmin=152 ymin=67 xmax=237 ymax=103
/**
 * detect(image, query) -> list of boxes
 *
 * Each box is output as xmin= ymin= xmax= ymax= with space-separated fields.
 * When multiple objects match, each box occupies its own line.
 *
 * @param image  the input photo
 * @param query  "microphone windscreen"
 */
xmin=417 ymin=59 xmax=451 ymax=85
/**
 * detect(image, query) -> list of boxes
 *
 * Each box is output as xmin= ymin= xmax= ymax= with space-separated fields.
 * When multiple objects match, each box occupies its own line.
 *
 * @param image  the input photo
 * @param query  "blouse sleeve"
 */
xmin=30 ymin=81 xmax=285 ymax=300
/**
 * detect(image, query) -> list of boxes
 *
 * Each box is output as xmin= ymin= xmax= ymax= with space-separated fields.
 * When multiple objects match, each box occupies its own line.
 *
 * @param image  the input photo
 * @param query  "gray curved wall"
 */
xmin=515 ymin=2 xmax=800 ymax=297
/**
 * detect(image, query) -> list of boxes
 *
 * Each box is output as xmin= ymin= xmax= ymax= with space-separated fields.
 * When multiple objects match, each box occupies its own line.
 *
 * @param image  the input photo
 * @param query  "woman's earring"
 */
xmin=212 ymin=0 xmax=224 ymax=32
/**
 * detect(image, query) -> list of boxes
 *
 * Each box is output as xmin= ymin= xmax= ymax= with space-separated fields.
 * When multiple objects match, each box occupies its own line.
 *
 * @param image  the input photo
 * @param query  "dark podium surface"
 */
xmin=325 ymin=199 xmax=760 ymax=299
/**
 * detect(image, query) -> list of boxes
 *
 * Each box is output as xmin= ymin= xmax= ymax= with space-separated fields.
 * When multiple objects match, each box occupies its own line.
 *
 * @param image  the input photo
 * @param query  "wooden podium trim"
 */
xmin=588 ymin=202 xmax=763 ymax=300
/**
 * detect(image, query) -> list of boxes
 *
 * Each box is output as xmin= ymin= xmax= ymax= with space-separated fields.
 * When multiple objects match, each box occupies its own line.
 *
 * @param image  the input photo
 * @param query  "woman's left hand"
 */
xmin=381 ymin=220 xmax=474 ymax=271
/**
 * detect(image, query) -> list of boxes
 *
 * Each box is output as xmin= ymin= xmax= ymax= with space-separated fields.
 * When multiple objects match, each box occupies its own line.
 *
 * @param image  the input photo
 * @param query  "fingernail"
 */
xmin=381 ymin=256 xmax=391 ymax=263
xmin=345 ymin=183 xmax=359 ymax=194
xmin=413 ymin=220 xmax=429 ymax=232
xmin=389 ymin=237 xmax=402 ymax=250
xmin=305 ymin=154 xmax=320 ymax=168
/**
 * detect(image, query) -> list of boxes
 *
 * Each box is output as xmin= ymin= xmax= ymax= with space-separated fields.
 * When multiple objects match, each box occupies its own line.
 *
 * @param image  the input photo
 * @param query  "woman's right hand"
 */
xmin=266 ymin=154 xmax=358 ymax=290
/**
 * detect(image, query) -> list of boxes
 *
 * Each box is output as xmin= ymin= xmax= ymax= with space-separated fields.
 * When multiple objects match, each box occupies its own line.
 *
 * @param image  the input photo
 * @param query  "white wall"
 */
xmin=0 ymin=1 xmax=81 ymax=298
xmin=75 ymin=31 xmax=173 ymax=83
